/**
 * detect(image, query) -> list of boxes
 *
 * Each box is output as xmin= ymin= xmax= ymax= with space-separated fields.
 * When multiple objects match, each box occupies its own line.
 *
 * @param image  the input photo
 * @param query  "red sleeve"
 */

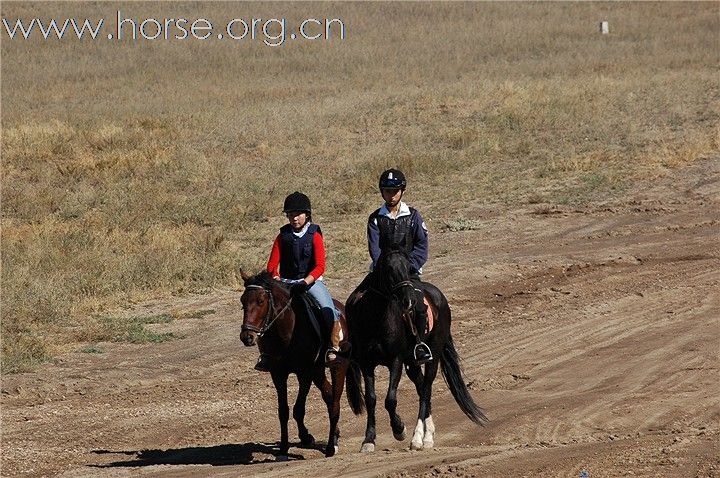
xmin=266 ymin=235 xmax=281 ymax=277
xmin=308 ymin=232 xmax=326 ymax=280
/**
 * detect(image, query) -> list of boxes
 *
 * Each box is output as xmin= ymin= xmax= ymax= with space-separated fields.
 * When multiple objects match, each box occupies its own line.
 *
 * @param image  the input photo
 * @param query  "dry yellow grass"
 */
xmin=1 ymin=2 xmax=718 ymax=371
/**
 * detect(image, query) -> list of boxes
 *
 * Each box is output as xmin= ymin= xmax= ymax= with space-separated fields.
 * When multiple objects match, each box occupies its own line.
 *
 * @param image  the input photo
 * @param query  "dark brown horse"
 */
xmin=345 ymin=248 xmax=488 ymax=452
xmin=238 ymin=269 xmax=362 ymax=458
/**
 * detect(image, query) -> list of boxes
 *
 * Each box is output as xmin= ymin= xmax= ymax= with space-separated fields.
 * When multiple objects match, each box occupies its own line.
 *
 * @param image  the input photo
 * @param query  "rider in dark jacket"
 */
xmin=361 ymin=168 xmax=433 ymax=364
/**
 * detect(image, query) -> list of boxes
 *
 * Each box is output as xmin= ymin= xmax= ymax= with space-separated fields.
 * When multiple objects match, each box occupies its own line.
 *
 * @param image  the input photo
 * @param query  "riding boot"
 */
xmin=412 ymin=289 xmax=433 ymax=365
xmin=325 ymin=320 xmax=343 ymax=366
xmin=254 ymin=352 xmax=274 ymax=372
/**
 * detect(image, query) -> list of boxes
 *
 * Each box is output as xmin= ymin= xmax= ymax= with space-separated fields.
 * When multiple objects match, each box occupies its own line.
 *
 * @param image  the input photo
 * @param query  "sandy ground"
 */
xmin=3 ymin=158 xmax=719 ymax=478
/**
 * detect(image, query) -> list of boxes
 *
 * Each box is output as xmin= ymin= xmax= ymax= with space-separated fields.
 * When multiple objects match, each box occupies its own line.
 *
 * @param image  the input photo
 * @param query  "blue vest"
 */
xmin=279 ymin=223 xmax=321 ymax=280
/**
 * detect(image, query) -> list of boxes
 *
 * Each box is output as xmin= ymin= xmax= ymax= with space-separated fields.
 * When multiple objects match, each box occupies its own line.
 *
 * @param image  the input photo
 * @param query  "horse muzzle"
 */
xmin=240 ymin=329 xmax=257 ymax=346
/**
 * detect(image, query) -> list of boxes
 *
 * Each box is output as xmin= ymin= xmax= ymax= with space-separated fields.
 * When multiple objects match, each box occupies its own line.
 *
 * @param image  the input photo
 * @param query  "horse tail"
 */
xmin=345 ymin=359 xmax=365 ymax=415
xmin=440 ymin=334 xmax=489 ymax=426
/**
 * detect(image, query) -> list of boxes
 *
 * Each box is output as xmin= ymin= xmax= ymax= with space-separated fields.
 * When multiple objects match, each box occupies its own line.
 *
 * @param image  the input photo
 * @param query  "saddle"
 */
xmin=294 ymin=293 xmax=350 ymax=361
xmin=297 ymin=293 xmax=329 ymax=343
xmin=351 ymin=288 xmax=434 ymax=334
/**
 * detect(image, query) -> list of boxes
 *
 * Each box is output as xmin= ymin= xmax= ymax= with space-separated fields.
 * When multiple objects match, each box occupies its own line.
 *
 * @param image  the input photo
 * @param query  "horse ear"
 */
xmin=236 ymin=266 xmax=251 ymax=283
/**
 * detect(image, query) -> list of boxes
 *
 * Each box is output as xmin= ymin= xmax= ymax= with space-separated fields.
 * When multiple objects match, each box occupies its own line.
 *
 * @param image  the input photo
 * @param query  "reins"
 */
xmin=242 ymin=284 xmax=293 ymax=337
xmin=367 ymin=279 xmax=416 ymax=303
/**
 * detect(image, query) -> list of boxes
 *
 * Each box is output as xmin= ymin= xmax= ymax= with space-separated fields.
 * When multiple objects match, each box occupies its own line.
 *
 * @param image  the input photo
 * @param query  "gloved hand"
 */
xmin=290 ymin=281 xmax=309 ymax=297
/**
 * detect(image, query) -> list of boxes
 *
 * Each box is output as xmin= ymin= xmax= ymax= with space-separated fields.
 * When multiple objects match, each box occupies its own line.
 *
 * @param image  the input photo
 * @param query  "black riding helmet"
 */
xmin=283 ymin=191 xmax=312 ymax=214
xmin=378 ymin=169 xmax=407 ymax=191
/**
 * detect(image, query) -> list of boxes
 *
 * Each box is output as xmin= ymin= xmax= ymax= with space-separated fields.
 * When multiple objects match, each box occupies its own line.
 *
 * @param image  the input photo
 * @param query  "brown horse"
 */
xmin=238 ymin=268 xmax=362 ymax=458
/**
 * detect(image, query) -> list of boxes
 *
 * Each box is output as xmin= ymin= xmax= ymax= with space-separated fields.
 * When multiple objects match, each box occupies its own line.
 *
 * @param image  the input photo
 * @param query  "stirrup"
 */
xmin=325 ymin=348 xmax=341 ymax=366
xmin=413 ymin=342 xmax=433 ymax=365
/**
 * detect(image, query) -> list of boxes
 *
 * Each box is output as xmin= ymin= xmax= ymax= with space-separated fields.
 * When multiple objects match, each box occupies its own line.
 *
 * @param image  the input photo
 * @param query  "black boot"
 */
xmin=414 ymin=342 xmax=433 ymax=365
xmin=412 ymin=284 xmax=432 ymax=365
xmin=254 ymin=353 xmax=274 ymax=372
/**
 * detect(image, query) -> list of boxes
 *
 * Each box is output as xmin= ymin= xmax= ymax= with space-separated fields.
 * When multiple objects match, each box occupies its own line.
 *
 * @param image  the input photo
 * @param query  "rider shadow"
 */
xmin=91 ymin=441 xmax=315 ymax=468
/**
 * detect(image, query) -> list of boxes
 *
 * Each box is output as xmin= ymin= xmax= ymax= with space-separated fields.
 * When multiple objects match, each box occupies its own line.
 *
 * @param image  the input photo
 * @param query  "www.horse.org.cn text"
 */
xmin=2 ymin=11 xmax=347 ymax=46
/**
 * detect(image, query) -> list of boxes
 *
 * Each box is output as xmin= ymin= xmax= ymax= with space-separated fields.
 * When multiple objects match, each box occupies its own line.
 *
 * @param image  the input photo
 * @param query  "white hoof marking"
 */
xmin=360 ymin=442 xmax=375 ymax=453
xmin=423 ymin=415 xmax=436 ymax=448
xmin=411 ymin=418 xmax=424 ymax=450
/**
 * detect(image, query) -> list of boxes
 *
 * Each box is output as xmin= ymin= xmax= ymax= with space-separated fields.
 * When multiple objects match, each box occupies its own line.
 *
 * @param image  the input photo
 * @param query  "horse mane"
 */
xmin=245 ymin=270 xmax=278 ymax=289
xmin=381 ymin=244 xmax=408 ymax=257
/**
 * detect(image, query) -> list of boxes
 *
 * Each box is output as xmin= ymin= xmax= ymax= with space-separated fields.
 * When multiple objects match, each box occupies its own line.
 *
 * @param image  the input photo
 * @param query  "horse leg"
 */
xmin=312 ymin=365 xmax=342 ymax=457
xmin=405 ymin=363 xmax=424 ymax=397
xmin=386 ymin=358 xmax=406 ymax=441
xmin=294 ymin=373 xmax=315 ymax=448
xmin=405 ymin=363 xmax=426 ymax=450
xmin=416 ymin=360 xmax=440 ymax=450
xmin=270 ymin=370 xmax=291 ymax=457
xmin=360 ymin=365 xmax=377 ymax=453
xmin=328 ymin=362 xmax=348 ymax=456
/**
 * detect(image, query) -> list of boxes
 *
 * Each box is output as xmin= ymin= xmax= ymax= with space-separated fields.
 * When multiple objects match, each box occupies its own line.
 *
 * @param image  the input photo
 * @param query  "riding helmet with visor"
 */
xmin=378 ymin=169 xmax=407 ymax=191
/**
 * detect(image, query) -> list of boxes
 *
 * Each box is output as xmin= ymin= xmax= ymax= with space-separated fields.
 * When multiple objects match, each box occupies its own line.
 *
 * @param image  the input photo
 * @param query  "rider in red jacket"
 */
xmin=255 ymin=192 xmax=342 ymax=372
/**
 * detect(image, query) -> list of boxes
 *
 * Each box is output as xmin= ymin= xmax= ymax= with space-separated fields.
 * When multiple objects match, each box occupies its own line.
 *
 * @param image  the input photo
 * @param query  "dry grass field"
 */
xmin=2 ymin=3 xmax=720 ymax=477
xmin=1 ymin=2 xmax=717 ymax=374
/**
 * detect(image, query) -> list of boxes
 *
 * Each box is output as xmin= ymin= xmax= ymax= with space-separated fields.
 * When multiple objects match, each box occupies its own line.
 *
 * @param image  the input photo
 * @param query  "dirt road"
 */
xmin=3 ymin=158 xmax=719 ymax=478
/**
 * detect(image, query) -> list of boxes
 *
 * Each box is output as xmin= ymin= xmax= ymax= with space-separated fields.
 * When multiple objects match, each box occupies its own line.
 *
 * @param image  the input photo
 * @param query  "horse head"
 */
xmin=377 ymin=246 xmax=416 ymax=315
xmin=238 ymin=268 xmax=278 ymax=347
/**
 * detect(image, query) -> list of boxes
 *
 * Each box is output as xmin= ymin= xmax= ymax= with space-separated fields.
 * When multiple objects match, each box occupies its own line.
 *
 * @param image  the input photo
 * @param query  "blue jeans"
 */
xmin=308 ymin=280 xmax=339 ymax=322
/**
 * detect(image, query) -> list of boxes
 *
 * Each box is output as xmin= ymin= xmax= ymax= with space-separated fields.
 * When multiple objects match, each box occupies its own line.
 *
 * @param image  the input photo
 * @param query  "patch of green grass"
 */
xmin=440 ymin=219 xmax=484 ymax=232
xmin=95 ymin=314 xmax=178 ymax=344
xmin=79 ymin=344 xmax=104 ymax=354
xmin=133 ymin=314 xmax=173 ymax=325
xmin=123 ymin=324 xmax=176 ymax=344
xmin=176 ymin=309 xmax=215 ymax=320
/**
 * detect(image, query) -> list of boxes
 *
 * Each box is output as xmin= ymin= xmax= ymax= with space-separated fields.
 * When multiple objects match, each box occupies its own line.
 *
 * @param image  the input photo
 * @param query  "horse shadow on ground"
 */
xmin=92 ymin=440 xmax=324 ymax=468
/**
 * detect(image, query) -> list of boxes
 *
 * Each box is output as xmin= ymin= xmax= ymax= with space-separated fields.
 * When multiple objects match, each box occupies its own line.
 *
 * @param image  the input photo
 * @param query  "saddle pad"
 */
xmin=423 ymin=295 xmax=434 ymax=334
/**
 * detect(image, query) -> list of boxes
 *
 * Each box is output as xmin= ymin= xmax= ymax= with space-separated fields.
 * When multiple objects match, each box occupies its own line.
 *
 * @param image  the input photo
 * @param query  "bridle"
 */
xmin=391 ymin=280 xmax=415 ymax=294
xmin=241 ymin=284 xmax=293 ymax=337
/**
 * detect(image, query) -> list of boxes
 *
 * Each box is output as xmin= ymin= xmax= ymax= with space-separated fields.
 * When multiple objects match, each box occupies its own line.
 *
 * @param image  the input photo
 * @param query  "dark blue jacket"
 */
xmin=367 ymin=204 xmax=428 ymax=273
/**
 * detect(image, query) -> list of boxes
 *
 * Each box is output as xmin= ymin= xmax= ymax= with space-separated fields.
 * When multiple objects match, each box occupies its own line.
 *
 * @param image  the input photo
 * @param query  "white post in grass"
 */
xmin=600 ymin=21 xmax=609 ymax=34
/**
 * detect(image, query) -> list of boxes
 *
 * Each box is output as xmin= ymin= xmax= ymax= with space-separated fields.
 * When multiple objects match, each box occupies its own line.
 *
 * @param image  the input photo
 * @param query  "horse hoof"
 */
xmin=325 ymin=445 xmax=337 ymax=457
xmin=422 ymin=439 xmax=434 ymax=449
xmin=301 ymin=434 xmax=316 ymax=447
xmin=276 ymin=455 xmax=289 ymax=462
xmin=393 ymin=425 xmax=407 ymax=441
xmin=360 ymin=442 xmax=375 ymax=453
xmin=410 ymin=439 xmax=423 ymax=450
